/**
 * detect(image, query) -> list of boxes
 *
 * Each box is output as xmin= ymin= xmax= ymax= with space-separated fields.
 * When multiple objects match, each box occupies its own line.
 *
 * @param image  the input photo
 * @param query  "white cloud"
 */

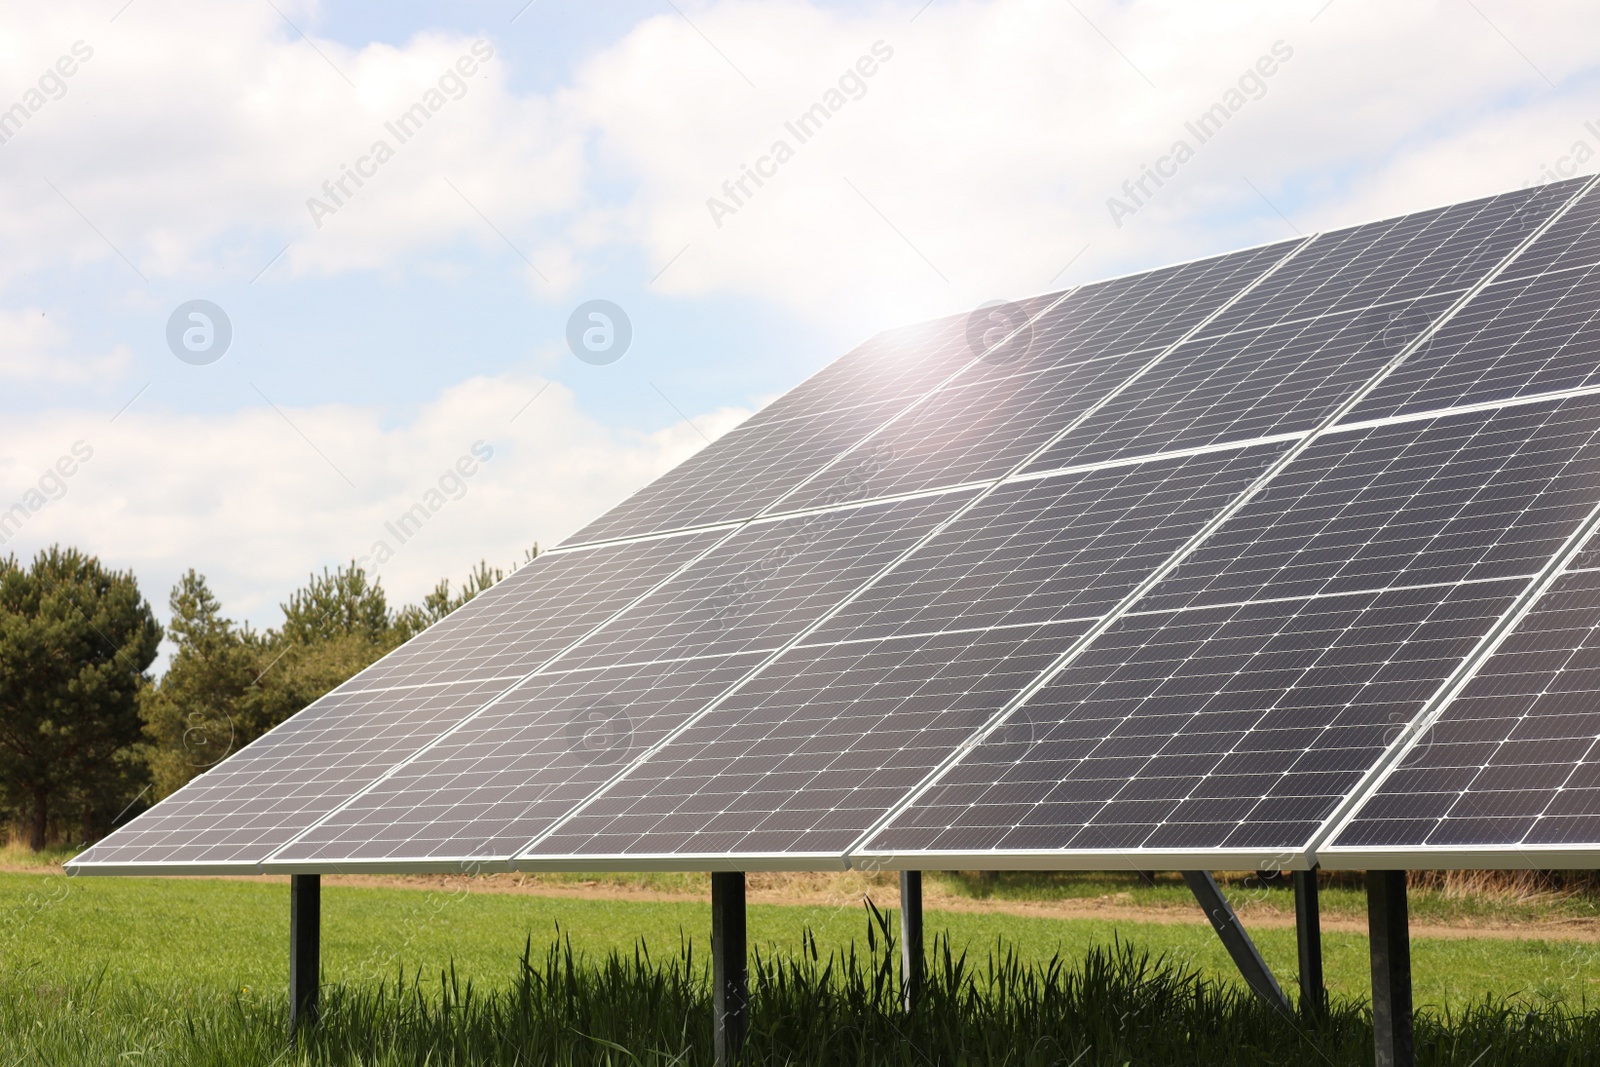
xmin=0 ymin=372 xmax=749 ymax=632
xmin=576 ymin=0 xmax=1600 ymax=328
xmin=6 ymin=0 xmax=1599 ymax=316
xmin=0 ymin=307 xmax=132 ymax=382
xmin=0 ymin=3 xmax=584 ymax=289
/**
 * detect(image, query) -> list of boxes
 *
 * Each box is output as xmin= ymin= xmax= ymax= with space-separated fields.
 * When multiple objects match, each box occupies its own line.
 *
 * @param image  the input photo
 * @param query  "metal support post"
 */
xmin=1367 ymin=870 xmax=1414 ymax=1067
xmin=899 ymin=870 xmax=923 ymax=1012
xmin=1182 ymin=870 xmax=1291 ymax=1015
xmin=712 ymin=871 xmax=748 ymax=1066
xmin=1293 ymin=868 xmax=1325 ymax=1018
xmin=289 ymin=874 xmax=320 ymax=1038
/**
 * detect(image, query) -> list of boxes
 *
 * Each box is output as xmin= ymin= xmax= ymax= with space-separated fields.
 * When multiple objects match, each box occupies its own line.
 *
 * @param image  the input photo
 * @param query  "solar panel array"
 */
xmin=70 ymin=175 xmax=1600 ymax=876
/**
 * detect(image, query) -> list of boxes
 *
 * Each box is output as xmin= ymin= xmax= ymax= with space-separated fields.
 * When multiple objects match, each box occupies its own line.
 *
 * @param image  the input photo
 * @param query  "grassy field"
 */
xmin=3 ymin=870 xmax=1600 ymax=1067
xmin=2 ymin=869 xmax=1599 ymax=1011
xmin=6 ymin=866 xmax=1600 ymax=1065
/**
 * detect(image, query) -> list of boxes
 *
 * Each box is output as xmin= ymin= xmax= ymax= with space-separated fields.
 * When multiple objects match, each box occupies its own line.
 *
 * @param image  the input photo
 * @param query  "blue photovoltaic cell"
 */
xmin=530 ymin=623 xmax=1085 ymax=859
xmin=1028 ymin=242 xmax=1300 ymax=365
xmin=1021 ymin=185 xmax=1580 ymax=477
xmin=1345 ymin=182 xmax=1600 ymax=422
xmin=563 ymin=398 xmax=905 ymax=547
xmin=1021 ymin=293 xmax=1455 ymax=473
xmin=1142 ymin=394 xmax=1600 ymax=613
xmin=810 ymin=443 xmax=1286 ymax=643
xmin=1496 ymin=179 xmax=1600 ymax=281
xmin=867 ymin=580 xmax=1522 ymax=856
xmin=71 ymin=677 xmax=512 ymax=867
xmin=1196 ymin=182 xmax=1578 ymax=338
xmin=866 ymin=393 xmax=1600 ymax=859
xmin=555 ymin=491 xmax=974 ymax=672
xmin=1344 ymin=260 xmax=1600 ymax=424
xmin=266 ymin=492 xmax=975 ymax=865
xmin=346 ymin=532 xmax=725 ymax=692
xmin=1332 ymin=562 xmax=1600 ymax=851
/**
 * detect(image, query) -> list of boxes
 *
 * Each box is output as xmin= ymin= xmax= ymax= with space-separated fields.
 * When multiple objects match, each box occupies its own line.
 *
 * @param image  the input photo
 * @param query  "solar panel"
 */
xmin=1022 ymin=185 xmax=1581 ymax=475
xmin=159 ymin=212 xmax=1312 ymax=870
xmin=265 ymin=492 xmax=972 ymax=867
xmin=1016 ymin=295 xmax=1452 ymax=472
xmin=533 ymin=624 xmax=1084 ymax=863
xmin=858 ymin=391 xmax=1600 ymax=864
xmin=270 ymin=652 xmax=769 ymax=867
xmin=1029 ymin=245 xmax=1298 ymax=362
xmin=69 ymin=530 xmax=727 ymax=871
xmin=865 ymin=579 xmax=1523 ymax=863
xmin=1144 ymin=396 xmax=1600 ymax=611
xmin=1196 ymin=182 xmax=1579 ymax=336
xmin=526 ymin=186 xmax=1594 ymax=870
xmin=68 ymin=677 xmax=518 ymax=871
xmin=1495 ymin=177 xmax=1600 ymax=281
xmin=552 ymin=492 xmax=975 ymax=671
xmin=520 ymin=444 xmax=1291 ymax=863
xmin=1323 ymin=539 xmax=1600 ymax=866
xmin=1345 ymin=260 xmax=1600 ymax=423
xmin=812 ymin=445 xmax=1289 ymax=642
xmin=565 ymin=397 xmax=905 ymax=546
xmin=71 ymin=174 xmax=1600 ymax=878
xmin=347 ymin=534 xmax=732 ymax=692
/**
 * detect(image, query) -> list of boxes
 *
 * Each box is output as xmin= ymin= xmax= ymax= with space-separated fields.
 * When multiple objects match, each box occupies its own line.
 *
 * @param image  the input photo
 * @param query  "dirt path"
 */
xmin=429 ymin=878 xmax=1600 ymax=943
xmin=11 ymin=862 xmax=1600 ymax=944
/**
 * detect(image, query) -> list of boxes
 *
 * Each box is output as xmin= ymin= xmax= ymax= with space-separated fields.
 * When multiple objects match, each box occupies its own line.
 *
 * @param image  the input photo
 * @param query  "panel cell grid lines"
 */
xmin=1327 ymin=558 xmax=1600 ymax=860
xmin=523 ymin=442 xmax=1290 ymax=862
xmin=555 ymin=491 xmax=974 ymax=671
xmin=865 ymin=579 xmax=1525 ymax=860
xmin=72 ymin=177 xmax=1600 ymax=878
xmin=533 ymin=624 xmax=1084 ymax=860
xmin=72 ymin=677 xmax=513 ymax=869
xmin=1497 ymin=176 xmax=1600 ymax=281
xmin=1197 ymin=181 xmax=1579 ymax=336
xmin=564 ymin=397 xmax=905 ymax=547
xmin=265 ymin=492 xmax=971 ymax=866
xmin=70 ymin=531 xmax=724 ymax=870
xmin=811 ymin=443 xmax=1288 ymax=643
xmin=1345 ymin=248 xmax=1600 ymax=424
xmin=1027 ymin=240 xmax=1301 ymax=366
xmin=867 ymin=391 xmax=1600 ymax=861
xmin=1018 ymin=293 xmax=1454 ymax=473
xmin=1021 ymin=184 xmax=1581 ymax=477
xmin=273 ymin=653 xmax=768 ymax=865
xmin=1142 ymin=393 xmax=1600 ymax=613
xmin=781 ymin=240 xmax=1299 ymax=510
xmin=347 ymin=532 xmax=726 ymax=691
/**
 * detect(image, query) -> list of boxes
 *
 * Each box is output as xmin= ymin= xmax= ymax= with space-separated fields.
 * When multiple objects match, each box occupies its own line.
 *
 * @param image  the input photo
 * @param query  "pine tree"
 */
xmin=0 ymin=547 xmax=160 ymax=849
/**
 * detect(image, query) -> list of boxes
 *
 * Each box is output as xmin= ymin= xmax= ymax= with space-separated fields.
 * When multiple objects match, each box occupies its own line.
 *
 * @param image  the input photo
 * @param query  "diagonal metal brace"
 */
xmin=1182 ymin=870 xmax=1291 ymax=1015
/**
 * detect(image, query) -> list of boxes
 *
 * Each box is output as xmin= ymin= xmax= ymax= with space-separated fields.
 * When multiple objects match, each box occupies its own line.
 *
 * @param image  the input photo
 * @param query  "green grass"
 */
xmin=6 ymin=901 xmax=1600 ymax=1066
xmin=2 ymin=871 xmax=1599 ymax=1012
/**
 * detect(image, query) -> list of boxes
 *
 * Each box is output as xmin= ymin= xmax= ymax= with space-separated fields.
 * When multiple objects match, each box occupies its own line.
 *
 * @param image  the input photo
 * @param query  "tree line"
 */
xmin=0 ymin=545 xmax=533 ymax=851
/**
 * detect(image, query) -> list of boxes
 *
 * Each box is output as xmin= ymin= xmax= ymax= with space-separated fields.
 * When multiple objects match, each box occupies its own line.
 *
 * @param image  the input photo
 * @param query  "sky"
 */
xmin=2 ymin=0 xmax=1598 ymax=662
